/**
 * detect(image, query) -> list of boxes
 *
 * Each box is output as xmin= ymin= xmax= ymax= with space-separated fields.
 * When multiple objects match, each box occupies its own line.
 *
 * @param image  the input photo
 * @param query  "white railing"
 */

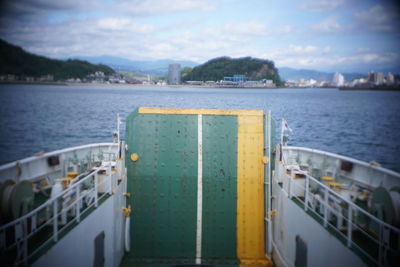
xmin=281 ymin=165 xmax=400 ymax=267
xmin=0 ymin=143 xmax=119 ymax=183
xmin=0 ymin=161 xmax=118 ymax=266
xmin=282 ymin=146 xmax=400 ymax=179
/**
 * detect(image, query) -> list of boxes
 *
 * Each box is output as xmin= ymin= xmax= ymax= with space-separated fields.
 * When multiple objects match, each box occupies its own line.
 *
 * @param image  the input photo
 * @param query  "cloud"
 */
xmin=224 ymin=21 xmax=293 ymax=37
xmin=322 ymin=46 xmax=331 ymax=53
xmin=267 ymin=44 xmax=400 ymax=72
xmin=0 ymin=0 xmax=399 ymax=73
xmin=311 ymin=15 xmax=343 ymax=33
xmin=0 ymin=15 xmax=159 ymax=60
xmin=354 ymin=4 xmax=400 ymax=32
xmin=0 ymin=0 xmax=99 ymax=18
xmin=288 ymin=45 xmax=318 ymax=54
xmin=97 ymin=17 xmax=156 ymax=33
xmin=224 ymin=21 xmax=267 ymax=36
xmin=301 ymin=0 xmax=347 ymax=12
xmin=113 ymin=0 xmax=216 ymax=16
xmin=274 ymin=25 xmax=293 ymax=35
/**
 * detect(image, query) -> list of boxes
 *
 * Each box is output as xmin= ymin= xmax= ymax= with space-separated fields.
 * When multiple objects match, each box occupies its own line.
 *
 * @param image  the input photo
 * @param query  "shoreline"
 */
xmin=0 ymin=81 xmax=284 ymax=89
xmin=339 ymin=85 xmax=400 ymax=91
xmin=10 ymin=81 xmax=394 ymax=91
xmin=0 ymin=80 xmax=68 ymax=86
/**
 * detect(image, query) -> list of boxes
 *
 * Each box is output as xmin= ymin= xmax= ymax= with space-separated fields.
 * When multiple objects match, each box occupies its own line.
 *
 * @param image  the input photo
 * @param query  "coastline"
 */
xmin=0 ymin=81 xmax=285 ymax=89
xmin=0 ymin=80 xmax=68 ymax=86
xmin=339 ymin=85 xmax=400 ymax=91
xmin=8 ymin=81 xmax=393 ymax=91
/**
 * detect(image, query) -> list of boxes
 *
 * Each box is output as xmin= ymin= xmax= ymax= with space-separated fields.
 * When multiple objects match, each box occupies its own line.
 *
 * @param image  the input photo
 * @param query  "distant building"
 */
xmin=223 ymin=75 xmax=245 ymax=83
xmin=376 ymin=72 xmax=384 ymax=85
xmin=332 ymin=72 xmax=344 ymax=86
xmin=387 ymin=72 xmax=395 ymax=84
xmin=367 ymin=71 xmax=376 ymax=83
xmin=368 ymin=71 xmax=385 ymax=85
xmin=38 ymin=74 xmax=54 ymax=81
xmin=168 ymin=63 xmax=181 ymax=85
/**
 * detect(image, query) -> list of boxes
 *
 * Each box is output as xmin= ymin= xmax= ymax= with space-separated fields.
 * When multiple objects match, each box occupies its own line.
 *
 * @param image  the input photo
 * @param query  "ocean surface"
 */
xmin=0 ymin=84 xmax=399 ymax=172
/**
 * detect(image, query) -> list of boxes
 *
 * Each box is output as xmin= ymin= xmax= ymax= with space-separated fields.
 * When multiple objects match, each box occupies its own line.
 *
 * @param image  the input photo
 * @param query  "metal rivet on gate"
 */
xmin=130 ymin=153 xmax=139 ymax=162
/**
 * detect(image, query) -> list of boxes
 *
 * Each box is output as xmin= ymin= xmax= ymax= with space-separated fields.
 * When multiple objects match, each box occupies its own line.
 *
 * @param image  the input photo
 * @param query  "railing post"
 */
xmin=0 ymin=229 xmax=5 ymax=251
xmin=53 ymin=200 xmax=58 ymax=242
xmin=347 ymin=206 xmax=352 ymax=247
xmin=304 ymin=175 xmax=309 ymax=211
xmin=378 ymin=223 xmax=383 ymax=267
xmin=108 ymin=163 xmax=112 ymax=194
xmin=289 ymin=167 xmax=294 ymax=198
xmin=324 ymin=187 xmax=328 ymax=227
xmin=94 ymin=173 xmax=98 ymax=208
xmin=23 ymin=218 xmax=28 ymax=267
xmin=76 ymin=185 xmax=81 ymax=223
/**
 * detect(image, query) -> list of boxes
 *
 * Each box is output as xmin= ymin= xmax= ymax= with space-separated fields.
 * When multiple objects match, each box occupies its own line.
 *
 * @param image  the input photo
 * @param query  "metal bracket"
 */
xmin=270 ymin=210 xmax=277 ymax=217
xmin=122 ymin=205 xmax=131 ymax=218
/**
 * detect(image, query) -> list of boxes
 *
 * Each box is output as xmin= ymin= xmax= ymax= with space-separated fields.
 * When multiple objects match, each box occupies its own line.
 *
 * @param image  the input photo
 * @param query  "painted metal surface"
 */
xmin=201 ymin=115 xmax=237 ymax=260
xmin=125 ymin=107 xmax=272 ymax=266
xmin=138 ymin=107 xmax=263 ymax=116
xmin=125 ymin=112 xmax=198 ymax=260
xmin=237 ymin=114 xmax=267 ymax=263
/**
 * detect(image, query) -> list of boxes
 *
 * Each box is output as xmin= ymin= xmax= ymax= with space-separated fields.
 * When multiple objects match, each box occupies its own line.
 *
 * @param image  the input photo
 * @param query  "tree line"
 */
xmin=0 ymin=39 xmax=115 ymax=81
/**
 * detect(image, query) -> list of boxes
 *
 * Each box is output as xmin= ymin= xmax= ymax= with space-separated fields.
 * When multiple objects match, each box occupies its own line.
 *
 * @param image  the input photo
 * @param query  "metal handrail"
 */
xmin=0 ymin=159 xmax=116 ymax=230
xmin=294 ymin=167 xmax=400 ymax=234
xmin=24 ymin=179 xmax=110 ymax=265
xmin=0 ymin=143 xmax=118 ymax=172
xmin=282 ymin=164 xmax=400 ymax=266
xmin=0 ymin=161 xmax=116 ymax=266
xmin=283 ymin=146 xmax=400 ymax=178
xmin=289 ymin=188 xmax=379 ymax=265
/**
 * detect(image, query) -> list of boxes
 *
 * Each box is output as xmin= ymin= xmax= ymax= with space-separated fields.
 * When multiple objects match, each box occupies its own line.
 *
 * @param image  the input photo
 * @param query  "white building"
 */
xmin=168 ymin=63 xmax=181 ymax=85
xmin=332 ymin=72 xmax=345 ymax=86
xmin=376 ymin=72 xmax=384 ymax=85
xmin=387 ymin=72 xmax=394 ymax=84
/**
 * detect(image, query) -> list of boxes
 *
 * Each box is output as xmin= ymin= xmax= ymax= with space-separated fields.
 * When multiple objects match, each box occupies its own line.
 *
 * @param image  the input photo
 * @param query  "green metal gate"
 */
xmin=124 ymin=110 xmax=238 ymax=265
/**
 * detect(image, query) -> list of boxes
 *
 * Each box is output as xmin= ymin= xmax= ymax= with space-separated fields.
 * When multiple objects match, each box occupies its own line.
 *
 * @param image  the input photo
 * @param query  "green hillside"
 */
xmin=183 ymin=56 xmax=282 ymax=85
xmin=0 ymin=39 xmax=115 ymax=80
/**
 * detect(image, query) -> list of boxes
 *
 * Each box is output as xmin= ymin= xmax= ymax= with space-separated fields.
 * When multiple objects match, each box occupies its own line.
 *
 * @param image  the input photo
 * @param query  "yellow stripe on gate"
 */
xmin=139 ymin=107 xmax=263 ymax=116
xmin=237 ymin=114 xmax=271 ymax=266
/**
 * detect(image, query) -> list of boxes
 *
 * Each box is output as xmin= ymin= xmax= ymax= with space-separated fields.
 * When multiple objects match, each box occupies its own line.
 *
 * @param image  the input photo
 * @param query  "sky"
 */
xmin=0 ymin=0 xmax=399 ymax=73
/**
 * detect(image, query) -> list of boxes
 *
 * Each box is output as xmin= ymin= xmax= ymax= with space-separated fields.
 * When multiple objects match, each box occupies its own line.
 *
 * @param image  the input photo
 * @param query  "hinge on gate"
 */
xmin=123 ymin=205 xmax=131 ymax=218
xmin=262 ymin=156 xmax=269 ymax=164
xmin=270 ymin=210 xmax=277 ymax=217
xmin=123 ymin=192 xmax=131 ymax=198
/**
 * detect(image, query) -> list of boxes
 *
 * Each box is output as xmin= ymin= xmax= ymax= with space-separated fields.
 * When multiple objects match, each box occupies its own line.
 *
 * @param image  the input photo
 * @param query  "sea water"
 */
xmin=0 ymin=84 xmax=399 ymax=172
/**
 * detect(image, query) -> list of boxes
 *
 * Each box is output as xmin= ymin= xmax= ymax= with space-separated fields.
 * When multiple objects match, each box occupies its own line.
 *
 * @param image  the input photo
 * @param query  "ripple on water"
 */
xmin=0 ymin=85 xmax=399 ymax=172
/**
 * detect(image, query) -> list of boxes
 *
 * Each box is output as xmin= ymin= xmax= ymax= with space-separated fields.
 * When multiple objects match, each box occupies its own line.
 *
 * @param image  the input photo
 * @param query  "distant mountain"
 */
xmin=0 ymin=39 xmax=115 ymax=80
xmin=183 ymin=56 xmax=282 ymax=85
xmin=279 ymin=67 xmax=364 ymax=82
xmin=69 ymin=55 xmax=199 ymax=76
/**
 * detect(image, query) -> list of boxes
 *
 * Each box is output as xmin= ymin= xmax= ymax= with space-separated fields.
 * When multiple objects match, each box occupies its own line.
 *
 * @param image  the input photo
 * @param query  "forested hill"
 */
xmin=182 ymin=57 xmax=282 ymax=85
xmin=0 ymin=39 xmax=115 ymax=80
